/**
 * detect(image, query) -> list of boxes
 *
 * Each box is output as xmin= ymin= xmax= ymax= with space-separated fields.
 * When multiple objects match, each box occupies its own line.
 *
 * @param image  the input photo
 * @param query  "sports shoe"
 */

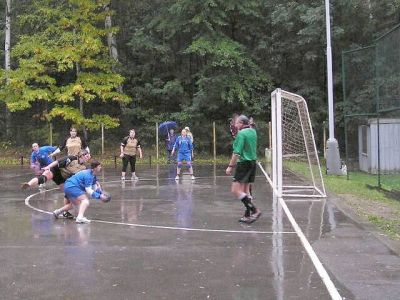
xmin=131 ymin=174 xmax=139 ymax=181
xmin=238 ymin=216 xmax=251 ymax=223
xmin=21 ymin=182 xmax=30 ymax=190
xmin=76 ymin=216 xmax=91 ymax=224
xmin=63 ymin=211 xmax=75 ymax=219
xmin=191 ymin=175 xmax=195 ymax=180
xmin=39 ymin=183 xmax=46 ymax=189
xmin=238 ymin=209 xmax=251 ymax=223
xmin=53 ymin=210 xmax=60 ymax=219
xmin=121 ymin=176 xmax=125 ymax=181
xmin=247 ymin=210 xmax=262 ymax=224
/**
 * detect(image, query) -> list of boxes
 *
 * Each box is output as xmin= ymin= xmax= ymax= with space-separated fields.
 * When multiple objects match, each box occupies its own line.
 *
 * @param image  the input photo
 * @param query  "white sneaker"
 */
xmin=191 ymin=175 xmax=195 ymax=180
xmin=131 ymin=175 xmax=139 ymax=181
xmin=121 ymin=176 xmax=125 ymax=181
xmin=53 ymin=210 xmax=61 ymax=219
xmin=76 ymin=216 xmax=91 ymax=224
xmin=175 ymin=175 xmax=179 ymax=180
xmin=39 ymin=183 xmax=46 ymax=189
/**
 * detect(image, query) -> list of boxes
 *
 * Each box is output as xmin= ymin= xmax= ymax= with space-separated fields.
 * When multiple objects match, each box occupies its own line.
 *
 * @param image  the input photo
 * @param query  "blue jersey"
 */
xmin=65 ymin=169 xmax=97 ymax=192
xmin=31 ymin=146 xmax=57 ymax=167
xmin=173 ymin=136 xmax=193 ymax=154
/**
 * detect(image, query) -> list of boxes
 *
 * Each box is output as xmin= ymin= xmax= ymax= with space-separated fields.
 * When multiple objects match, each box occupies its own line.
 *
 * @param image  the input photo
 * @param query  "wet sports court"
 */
xmin=1 ymin=164 xmax=400 ymax=299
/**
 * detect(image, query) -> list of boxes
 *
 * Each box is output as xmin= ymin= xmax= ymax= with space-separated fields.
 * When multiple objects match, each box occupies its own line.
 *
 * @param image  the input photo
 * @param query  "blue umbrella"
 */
xmin=159 ymin=121 xmax=177 ymax=136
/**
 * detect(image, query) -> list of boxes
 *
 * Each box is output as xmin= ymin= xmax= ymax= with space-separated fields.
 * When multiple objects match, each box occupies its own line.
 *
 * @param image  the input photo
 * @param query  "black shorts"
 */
xmin=233 ymin=161 xmax=257 ymax=183
xmin=50 ymin=167 xmax=66 ymax=185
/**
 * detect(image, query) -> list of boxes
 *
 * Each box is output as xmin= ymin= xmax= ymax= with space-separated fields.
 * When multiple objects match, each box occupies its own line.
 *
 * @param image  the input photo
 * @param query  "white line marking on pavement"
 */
xmin=24 ymin=187 xmax=295 ymax=235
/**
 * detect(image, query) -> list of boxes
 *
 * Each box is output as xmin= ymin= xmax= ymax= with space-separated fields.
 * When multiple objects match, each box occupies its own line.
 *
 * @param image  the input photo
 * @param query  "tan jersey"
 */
xmin=122 ymin=137 xmax=140 ymax=156
xmin=58 ymin=156 xmax=86 ymax=179
xmin=66 ymin=137 xmax=82 ymax=156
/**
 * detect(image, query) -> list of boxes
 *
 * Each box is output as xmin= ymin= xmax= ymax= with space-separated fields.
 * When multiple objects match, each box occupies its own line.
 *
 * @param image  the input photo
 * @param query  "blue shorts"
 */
xmin=64 ymin=182 xmax=85 ymax=204
xmin=177 ymin=152 xmax=191 ymax=162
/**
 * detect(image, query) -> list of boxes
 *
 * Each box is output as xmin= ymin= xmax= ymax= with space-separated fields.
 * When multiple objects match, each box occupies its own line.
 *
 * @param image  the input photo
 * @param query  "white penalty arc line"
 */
xmin=93 ymin=219 xmax=295 ymax=234
xmin=24 ymin=188 xmax=295 ymax=235
xmin=256 ymin=162 xmax=342 ymax=300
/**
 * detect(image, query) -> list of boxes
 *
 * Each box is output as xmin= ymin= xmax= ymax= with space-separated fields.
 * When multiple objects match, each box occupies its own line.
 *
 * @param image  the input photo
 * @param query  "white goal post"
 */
xmin=265 ymin=88 xmax=326 ymax=198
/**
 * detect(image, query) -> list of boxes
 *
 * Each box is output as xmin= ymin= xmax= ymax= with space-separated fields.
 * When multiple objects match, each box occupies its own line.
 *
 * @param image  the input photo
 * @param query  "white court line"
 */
xmin=278 ymin=197 xmax=342 ymax=300
xmin=256 ymin=162 xmax=342 ymax=300
xmin=24 ymin=187 xmax=296 ymax=235
xmin=93 ymin=219 xmax=295 ymax=234
xmin=101 ymin=175 xmax=266 ymax=182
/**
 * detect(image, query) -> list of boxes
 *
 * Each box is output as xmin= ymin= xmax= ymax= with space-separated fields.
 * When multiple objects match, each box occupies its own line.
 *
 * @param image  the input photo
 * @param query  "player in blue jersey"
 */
xmin=30 ymin=143 xmax=57 ymax=175
xmin=52 ymin=160 xmax=110 ymax=224
xmin=171 ymin=128 xmax=195 ymax=180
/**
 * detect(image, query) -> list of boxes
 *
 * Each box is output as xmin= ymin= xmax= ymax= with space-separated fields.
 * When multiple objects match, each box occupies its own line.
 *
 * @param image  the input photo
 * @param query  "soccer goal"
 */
xmin=262 ymin=88 xmax=326 ymax=198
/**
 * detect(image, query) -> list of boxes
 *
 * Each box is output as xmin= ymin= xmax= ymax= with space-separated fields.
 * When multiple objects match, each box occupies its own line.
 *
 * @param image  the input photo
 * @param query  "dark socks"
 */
xmin=240 ymin=196 xmax=257 ymax=214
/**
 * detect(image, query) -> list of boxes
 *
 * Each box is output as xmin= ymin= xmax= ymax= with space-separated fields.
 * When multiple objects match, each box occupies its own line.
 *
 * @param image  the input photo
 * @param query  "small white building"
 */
xmin=359 ymin=118 xmax=400 ymax=174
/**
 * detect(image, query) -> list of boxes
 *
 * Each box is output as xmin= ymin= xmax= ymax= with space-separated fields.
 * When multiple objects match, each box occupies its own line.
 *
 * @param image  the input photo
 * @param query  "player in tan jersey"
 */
xmin=120 ymin=129 xmax=143 ymax=181
xmin=50 ymin=127 xmax=90 ymax=157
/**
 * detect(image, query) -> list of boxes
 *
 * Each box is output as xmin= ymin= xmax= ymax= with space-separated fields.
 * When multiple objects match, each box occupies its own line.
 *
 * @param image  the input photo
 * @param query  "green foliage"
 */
xmin=0 ymin=0 xmax=130 ymax=130
xmin=3 ymin=0 xmax=400 ymax=152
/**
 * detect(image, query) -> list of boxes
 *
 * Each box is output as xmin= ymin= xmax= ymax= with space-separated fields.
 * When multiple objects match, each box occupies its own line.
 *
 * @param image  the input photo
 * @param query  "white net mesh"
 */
xmin=272 ymin=89 xmax=326 ymax=197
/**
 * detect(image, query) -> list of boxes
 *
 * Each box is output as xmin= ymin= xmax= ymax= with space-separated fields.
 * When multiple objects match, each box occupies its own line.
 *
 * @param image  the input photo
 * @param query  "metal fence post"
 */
xmin=101 ymin=123 xmax=104 ymax=156
xmin=156 ymin=122 xmax=159 ymax=161
xmin=213 ymin=121 xmax=216 ymax=162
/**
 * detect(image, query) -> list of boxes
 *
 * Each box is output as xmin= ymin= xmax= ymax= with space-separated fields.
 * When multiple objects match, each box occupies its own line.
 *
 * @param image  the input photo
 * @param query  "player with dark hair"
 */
xmin=120 ymin=129 xmax=143 ymax=181
xmin=226 ymin=115 xmax=261 ymax=224
xmin=21 ymin=150 xmax=91 ymax=219
xmin=50 ymin=126 xmax=90 ymax=157
xmin=22 ymin=149 xmax=90 ymax=189
xmin=53 ymin=160 xmax=111 ymax=224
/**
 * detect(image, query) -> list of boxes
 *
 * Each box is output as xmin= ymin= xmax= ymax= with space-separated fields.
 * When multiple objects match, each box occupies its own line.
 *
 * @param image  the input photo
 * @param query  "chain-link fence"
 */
xmin=342 ymin=24 xmax=400 ymax=192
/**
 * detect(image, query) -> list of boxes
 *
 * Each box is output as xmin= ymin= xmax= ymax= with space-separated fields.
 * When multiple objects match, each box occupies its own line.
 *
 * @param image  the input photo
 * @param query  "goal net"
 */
xmin=266 ymin=88 xmax=326 ymax=198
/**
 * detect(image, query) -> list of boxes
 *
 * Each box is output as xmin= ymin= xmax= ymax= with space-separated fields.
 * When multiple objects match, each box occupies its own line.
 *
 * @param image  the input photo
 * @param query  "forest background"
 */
xmin=0 ymin=0 xmax=399 ymax=157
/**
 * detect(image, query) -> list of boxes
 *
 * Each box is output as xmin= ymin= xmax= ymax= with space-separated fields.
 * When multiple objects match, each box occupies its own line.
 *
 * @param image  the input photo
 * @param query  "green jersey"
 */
xmin=233 ymin=127 xmax=257 ymax=162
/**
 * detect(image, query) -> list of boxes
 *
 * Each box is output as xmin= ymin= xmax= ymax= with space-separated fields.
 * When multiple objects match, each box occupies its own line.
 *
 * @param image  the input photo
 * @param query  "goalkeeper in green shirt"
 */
xmin=226 ymin=115 xmax=261 ymax=224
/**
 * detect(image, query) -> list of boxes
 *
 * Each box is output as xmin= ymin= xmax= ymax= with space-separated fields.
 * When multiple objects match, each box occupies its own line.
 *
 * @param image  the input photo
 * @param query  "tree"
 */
xmin=120 ymin=0 xmax=272 ymax=125
xmin=0 ymin=0 xmax=130 ymax=131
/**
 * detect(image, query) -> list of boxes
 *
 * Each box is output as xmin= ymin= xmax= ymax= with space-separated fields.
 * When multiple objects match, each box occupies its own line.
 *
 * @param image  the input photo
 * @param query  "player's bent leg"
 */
xmin=21 ymin=172 xmax=48 ymax=189
xmin=76 ymin=197 xmax=91 ymax=224
xmin=42 ymin=170 xmax=54 ymax=181
xmin=231 ymin=181 xmax=244 ymax=197
xmin=53 ymin=202 xmax=73 ymax=219
xmin=21 ymin=177 xmax=38 ymax=189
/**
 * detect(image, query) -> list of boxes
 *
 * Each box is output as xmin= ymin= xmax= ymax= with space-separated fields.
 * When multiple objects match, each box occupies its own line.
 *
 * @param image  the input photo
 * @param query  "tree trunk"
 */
xmin=104 ymin=3 xmax=125 ymax=113
xmin=105 ymin=4 xmax=119 ymax=63
xmin=4 ymin=0 xmax=11 ymax=138
xmin=76 ymin=60 xmax=88 ymax=140
xmin=5 ymin=0 xmax=11 ymax=71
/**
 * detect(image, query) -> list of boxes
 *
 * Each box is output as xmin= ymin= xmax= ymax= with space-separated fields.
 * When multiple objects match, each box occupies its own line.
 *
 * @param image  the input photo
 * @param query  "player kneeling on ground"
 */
xmin=53 ymin=160 xmax=111 ymax=224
